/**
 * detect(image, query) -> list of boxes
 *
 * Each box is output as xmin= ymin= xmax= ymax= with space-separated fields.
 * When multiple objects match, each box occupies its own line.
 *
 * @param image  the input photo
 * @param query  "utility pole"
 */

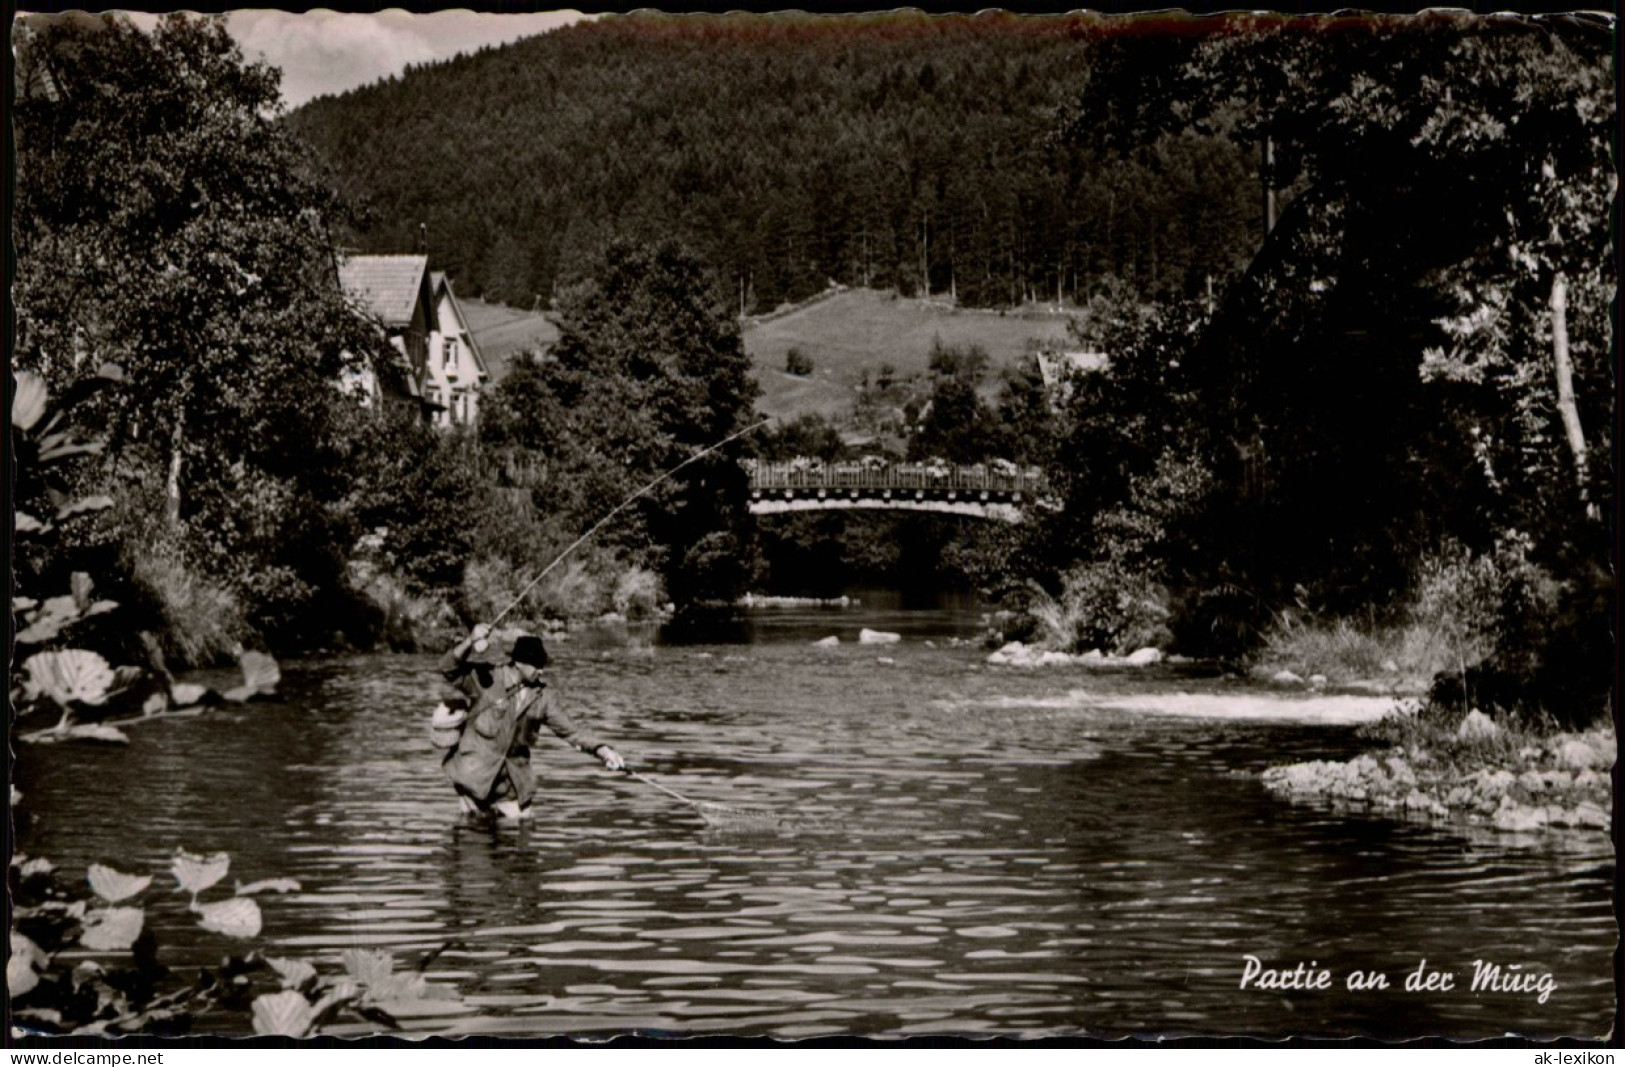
xmin=1262 ymin=136 xmax=1277 ymax=235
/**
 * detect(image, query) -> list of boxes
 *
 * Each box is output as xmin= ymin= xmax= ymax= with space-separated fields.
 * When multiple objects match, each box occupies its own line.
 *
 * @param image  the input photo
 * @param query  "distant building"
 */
xmin=337 ymin=254 xmax=487 ymax=427
xmin=1034 ymin=348 xmax=1107 ymax=406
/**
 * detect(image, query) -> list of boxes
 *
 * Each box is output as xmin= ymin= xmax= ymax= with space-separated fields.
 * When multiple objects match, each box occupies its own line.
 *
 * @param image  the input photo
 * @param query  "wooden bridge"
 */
xmin=744 ymin=459 xmax=1047 ymax=522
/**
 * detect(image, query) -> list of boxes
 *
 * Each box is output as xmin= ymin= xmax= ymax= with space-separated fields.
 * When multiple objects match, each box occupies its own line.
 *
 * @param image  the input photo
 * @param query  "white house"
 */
xmin=425 ymin=271 xmax=489 ymax=427
xmin=336 ymin=254 xmax=487 ymax=427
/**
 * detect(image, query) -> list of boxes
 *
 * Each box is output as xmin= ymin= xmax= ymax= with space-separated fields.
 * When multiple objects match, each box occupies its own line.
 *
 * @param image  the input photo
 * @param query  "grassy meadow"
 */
xmin=461 ymin=296 xmax=561 ymax=381
xmin=465 ymin=287 xmax=1078 ymax=418
xmin=744 ymin=288 xmax=1076 ymax=420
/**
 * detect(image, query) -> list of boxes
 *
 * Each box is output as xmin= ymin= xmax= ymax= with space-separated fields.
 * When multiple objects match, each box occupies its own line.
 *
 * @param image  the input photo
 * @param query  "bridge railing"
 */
xmin=746 ymin=459 xmax=1045 ymax=495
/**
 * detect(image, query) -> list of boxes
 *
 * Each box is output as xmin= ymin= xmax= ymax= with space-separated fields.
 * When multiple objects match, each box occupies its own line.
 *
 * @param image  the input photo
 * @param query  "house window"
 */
xmin=444 ymin=337 xmax=459 ymax=372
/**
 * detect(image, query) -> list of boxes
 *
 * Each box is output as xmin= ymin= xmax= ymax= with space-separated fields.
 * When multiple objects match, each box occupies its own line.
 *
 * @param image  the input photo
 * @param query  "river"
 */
xmin=12 ymin=600 xmax=1616 ymax=1040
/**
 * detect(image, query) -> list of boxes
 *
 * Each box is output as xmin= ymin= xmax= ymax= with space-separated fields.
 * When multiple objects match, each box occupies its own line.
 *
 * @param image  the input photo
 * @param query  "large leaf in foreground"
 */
xmin=7 ymin=954 xmax=40 ymax=999
xmin=23 ymin=649 xmax=114 ymax=705
xmin=172 ymin=849 xmax=230 ymax=896
xmin=266 ymin=956 xmax=318 ymax=990
xmin=341 ymin=948 xmax=394 ymax=988
xmin=251 ymin=990 xmax=314 ymax=1037
xmin=79 ymin=907 xmax=145 ymax=951
xmin=15 ymin=599 xmax=84 ymax=646
xmin=196 ymin=896 xmax=262 ymax=939
xmin=87 ymin=864 xmax=152 ymax=903
xmin=12 ymin=371 xmax=47 ymax=431
xmin=239 ymin=650 xmax=281 ymax=694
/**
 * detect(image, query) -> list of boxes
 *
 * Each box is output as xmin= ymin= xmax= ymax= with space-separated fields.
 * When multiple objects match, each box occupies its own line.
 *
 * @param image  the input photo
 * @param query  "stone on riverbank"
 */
xmin=1262 ymin=720 xmax=1614 ymax=837
xmin=987 ymin=641 xmax=1167 ymax=669
xmin=1457 ymin=709 xmax=1499 ymax=740
xmin=859 ymin=628 xmax=901 ymax=645
xmin=1557 ymin=738 xmax=1607 ymax=770
xmin=813 ymin=635 xmax=839 ymax=647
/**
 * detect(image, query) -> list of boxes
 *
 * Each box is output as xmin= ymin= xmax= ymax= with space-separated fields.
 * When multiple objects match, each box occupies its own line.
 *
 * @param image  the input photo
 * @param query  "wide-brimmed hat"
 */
xmin=510 ymin=634 xmax=548 ymax=668
xmin=465 ymin=627 xmax=549 ymax=669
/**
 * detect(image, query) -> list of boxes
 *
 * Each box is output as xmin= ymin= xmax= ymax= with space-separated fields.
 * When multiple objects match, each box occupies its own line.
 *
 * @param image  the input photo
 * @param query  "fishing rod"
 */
xmin=542 ymin=733 xmax=788 ymax=827
xmin=477 ymin=416 xmax=773 ymax=644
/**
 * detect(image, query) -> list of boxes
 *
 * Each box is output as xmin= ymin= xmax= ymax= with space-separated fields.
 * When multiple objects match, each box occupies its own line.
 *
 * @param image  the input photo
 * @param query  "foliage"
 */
xmin=124 ymin=542 xmax=250 ymax=667
xmin=612 ymin=567 xmax=665 ymax=621
xmin=12 ymin=13 xmax=401 ymax=654
xmin=1026 ymin=563 xmax=1171 ymax=655
xmin=987 ymin=355 xmax=1063 ymax=468
xmin=11 ymin=370 xmax=283 ymax=745
xmin=289 ymin=12 xmax=1260 ymax=312
xmin=12 ymin=370 xmax=159 ymax=731
xmin=784 ymin=347 xmax=814 ymax=377
xmin=1041 ymin=13 xmax=1612 ymax=711
xmin=1355 ymin=701 xmax=1573 ymax=771
xmin=14 ymin=12 xmax=383 ymax=476
xmin=8 ymin=847 xmax=461 ymax=1037
xmin=753 ymin=413 xmax=848 ymax=463
xmin=478 ymin=240 xmax=761 ymax=614
xmin=1434 ymin=545 xmax=1612 ymax=729
xmin=344 ymin=543 xmax=462 ymax=652
xmin=908 ymin=340 xmax=997 ymax=464
xmin=340 ymin=415 xmax=481 ymax=593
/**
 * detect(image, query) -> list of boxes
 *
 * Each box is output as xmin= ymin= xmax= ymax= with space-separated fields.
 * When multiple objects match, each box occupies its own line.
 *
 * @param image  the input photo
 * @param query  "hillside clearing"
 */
xmin=465 ymin=287 xmax=1079 ymax=417
xmin=746 ymin=288 xmax=1077 ymax=420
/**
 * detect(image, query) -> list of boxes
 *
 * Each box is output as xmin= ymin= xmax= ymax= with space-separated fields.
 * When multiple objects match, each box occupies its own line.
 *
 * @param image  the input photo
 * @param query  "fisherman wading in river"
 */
xmin=431 ymin=623 xmax=625 ymax=819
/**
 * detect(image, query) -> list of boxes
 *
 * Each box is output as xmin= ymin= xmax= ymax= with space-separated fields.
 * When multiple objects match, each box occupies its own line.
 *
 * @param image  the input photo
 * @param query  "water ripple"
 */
xmin=13 ymin=646 xmax=1615 ymax=1040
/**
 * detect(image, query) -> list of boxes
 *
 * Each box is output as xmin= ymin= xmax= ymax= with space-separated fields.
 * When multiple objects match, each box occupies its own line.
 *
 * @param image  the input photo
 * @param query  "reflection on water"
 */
xmin=13 ymin=623 xmax=1616 ymax=1039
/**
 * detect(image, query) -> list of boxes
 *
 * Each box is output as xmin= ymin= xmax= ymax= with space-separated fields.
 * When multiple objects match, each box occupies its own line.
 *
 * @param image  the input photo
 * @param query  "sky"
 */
xmin=123 ymin=10 xmax=593 ymax=109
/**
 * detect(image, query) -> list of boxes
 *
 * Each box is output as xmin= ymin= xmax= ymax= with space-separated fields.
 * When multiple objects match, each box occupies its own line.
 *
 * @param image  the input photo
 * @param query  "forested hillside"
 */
xmin=288 ymin=11 xmax=1261 ymax=312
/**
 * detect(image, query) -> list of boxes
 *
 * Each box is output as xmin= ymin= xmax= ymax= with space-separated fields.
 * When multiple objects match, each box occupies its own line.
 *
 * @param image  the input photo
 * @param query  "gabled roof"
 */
xmin=338 ymin=254 xmax=429 ymax=327
xmin=430 ymin=271 xmax=490 ymax=379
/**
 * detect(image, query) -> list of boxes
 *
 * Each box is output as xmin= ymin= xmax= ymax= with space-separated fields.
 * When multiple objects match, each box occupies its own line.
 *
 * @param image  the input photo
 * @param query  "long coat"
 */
xmin=438 ymin=654 xmax=605 ymax=808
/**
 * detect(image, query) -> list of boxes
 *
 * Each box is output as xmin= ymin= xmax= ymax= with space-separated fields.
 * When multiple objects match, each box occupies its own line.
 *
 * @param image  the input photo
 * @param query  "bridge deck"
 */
xmin=747 ymin=460 xmax=1044 ymax=495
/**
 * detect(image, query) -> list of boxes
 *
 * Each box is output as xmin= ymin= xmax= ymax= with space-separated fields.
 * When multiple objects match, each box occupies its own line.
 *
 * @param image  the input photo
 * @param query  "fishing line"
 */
xmin=480 ymin=416 xmax=773 ymax=638
xmin=542 ymin=733 xmax=792 ymax=829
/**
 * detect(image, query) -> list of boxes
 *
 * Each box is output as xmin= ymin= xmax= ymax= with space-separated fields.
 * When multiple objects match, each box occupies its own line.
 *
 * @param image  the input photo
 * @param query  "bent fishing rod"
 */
xmin=476 ymin=416 xmax=773 ymax=648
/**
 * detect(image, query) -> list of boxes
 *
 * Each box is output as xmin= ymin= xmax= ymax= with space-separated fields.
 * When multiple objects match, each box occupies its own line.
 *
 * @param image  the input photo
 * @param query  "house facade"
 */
xmin=426 ymin=271 xmax=489 ymax=427
xmin=337 ymin=254 xmax=487 ymax=427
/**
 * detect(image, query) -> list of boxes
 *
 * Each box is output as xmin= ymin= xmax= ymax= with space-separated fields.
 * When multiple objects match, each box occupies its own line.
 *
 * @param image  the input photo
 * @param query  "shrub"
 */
xmin=461 ymin=553 xmax=619 ymax=626
xmin=127 ymin=546 xmax=249 ymax=668
xmin=533 ymin=558 xmax=606 ymax=620
xmin=1356 ymin=699 xmax=1559 ymax=769
xmin=1404 ymin=540 xmax=1515 ymax=675
xmin=1434 ymin=545 xmax=1612 ymax=730
xmin=1028 ymin=562 xmax=1170 ymax=654
xmin=344 ymin=554 xmax=460 ymax=652
xmin=1259 ymin=616 xmax=1398 ymax=679
xmin=785 ymin=347 xmax=814 ymax=376
xmin=1249 ymin=536 xmax=1599 ymax=709
xmin=613 ymin=567 xmax=664 ymax=620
